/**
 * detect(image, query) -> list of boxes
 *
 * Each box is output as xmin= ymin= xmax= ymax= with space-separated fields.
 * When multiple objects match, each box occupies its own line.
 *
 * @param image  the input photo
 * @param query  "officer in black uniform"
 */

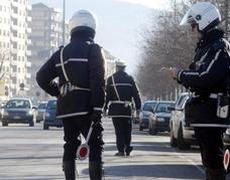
xmin=165 ymin=2 xmax=230 ymax=180
xmin=104 ymin=61 xmax=141 ymax=156
xmin=36 ymin=10 xmax=105 ymax=180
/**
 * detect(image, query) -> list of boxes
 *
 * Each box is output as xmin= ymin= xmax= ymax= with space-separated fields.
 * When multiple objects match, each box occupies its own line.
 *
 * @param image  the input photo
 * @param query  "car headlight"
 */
xmin=226 ymin=128 xmax=230 ymax=135
xmin=45 ymin=112 xmax=50 ymax=117
xmin=157 ymin=117 xmax=165 ymax=122
xmin=27 ymin=110 xmax=33 ymax=115
xmin=3 ymin=111 xmax=8 ymax=116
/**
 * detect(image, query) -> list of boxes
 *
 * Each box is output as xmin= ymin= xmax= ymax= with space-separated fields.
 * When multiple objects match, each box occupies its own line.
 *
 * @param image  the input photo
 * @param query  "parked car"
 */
xmin=169 ymin=92 xmax=197 ymax=150
xmin=148 ymin=101 xmax=175 ymax=135
xmin=43 ymin=100 xmax=63 ymax=130
xmin=36 ymin=101 xmax=47 ymax=123
xmin=139 ymin=100 xmax=157 ymax=131
xmin=1 ymin=98 xmax=36 ymax=126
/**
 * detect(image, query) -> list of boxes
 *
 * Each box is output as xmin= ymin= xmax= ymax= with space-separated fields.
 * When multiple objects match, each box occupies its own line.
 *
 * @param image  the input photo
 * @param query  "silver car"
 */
xmin=169 ymin=92 xmax=197 ymax=150
xmin=36 ymin=101 xmax=47 ymax=123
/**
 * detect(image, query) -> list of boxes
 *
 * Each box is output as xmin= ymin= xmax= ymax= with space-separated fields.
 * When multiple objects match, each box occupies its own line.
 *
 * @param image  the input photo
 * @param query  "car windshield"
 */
xmin=47 ymin=100 xmax=56 ymax=110
xmin=155 ymin=103 xmax=174 ymax=113
xmin=38 ymin=103 xmax=47 ymax=109
xmin=6 ymin=100 xmax=31 ymax=109
xmin=142 ymin=102 xmax=156 ymax=112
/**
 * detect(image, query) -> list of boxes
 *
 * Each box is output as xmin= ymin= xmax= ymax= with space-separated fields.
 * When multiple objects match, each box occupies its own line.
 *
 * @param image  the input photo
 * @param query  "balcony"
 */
xmin=27 ymin=5 xmax=32 ymax=11
xmin=11 ymin=24 xmax=19 ymax=31
xmin=10 ymin=48 xmax=17 ymax=55
xmin=27 ymin=28 xmax=32 ymax=34
xmin=26 ymin=61 xmax=31 ymax=67
xmin=10 ymin=60 xmax=17 ymax=66
xmin=11 ymin=12 xmax=18 ymax=19
xmin=27 ymin=16 xmax=32 ymax=22
xmin=27 ymin=39 xmax=32 ymax=45
xmin=10 ymin=72 xmax=17 ymax=78
xmin=26 ymin=50 xmax=32 ymax=56
xmin=11 ymin=1 xmax=18 ymax=8
xmin=26 ymin=73 xmax=31 ymax=79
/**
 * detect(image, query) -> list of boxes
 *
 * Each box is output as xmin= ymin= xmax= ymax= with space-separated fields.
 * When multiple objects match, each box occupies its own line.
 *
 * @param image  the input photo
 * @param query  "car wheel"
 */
xmin=177 ymin=124 xmax=190 ymax=150
xmin=29 ymin=121 xmax=34 ymax=127
xmin=170 ymin=124 xmax=177 ymax=147
xmin=139 ymin=125 xmax=143 ymax=131
xmin=43 ymin=124 xmax=49 ymax=130
xmin=2 ymin=121 xmax=8 ymax=126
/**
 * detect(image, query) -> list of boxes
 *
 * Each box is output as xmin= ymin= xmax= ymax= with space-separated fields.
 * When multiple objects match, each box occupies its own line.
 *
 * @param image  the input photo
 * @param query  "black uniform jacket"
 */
xmin=105 ymin=70 xmax=141 ymax=118
xmin=36 ymin=34 xmax=105 ymax=119
xmin=177 ymin=29 xmax=230 ymax=127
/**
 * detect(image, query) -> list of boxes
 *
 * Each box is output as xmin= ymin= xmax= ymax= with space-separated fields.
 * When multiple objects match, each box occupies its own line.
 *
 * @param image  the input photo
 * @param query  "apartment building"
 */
xmin=0 ymin=0 xmax=32 ymax=98
xmin=29 ymin=3 xmax=68 ymax=100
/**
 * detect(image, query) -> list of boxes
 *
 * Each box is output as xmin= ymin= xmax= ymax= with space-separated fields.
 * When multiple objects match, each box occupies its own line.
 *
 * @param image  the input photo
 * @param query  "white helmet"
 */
xmin=180 ymin=2 xmax=221 ymax=32
xmin=69 ymin=9 xmax=97 ymax=34
xmin=116 ymin=60 xmax=126 ymax=68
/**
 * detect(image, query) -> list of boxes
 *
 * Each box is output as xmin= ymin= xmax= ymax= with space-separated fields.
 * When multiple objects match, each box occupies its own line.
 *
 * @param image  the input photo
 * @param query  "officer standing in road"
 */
xmin=36 ymin=10 xmax=105 ymax=180
xmin=165 ymin=2 xmax=230 ymax=179
xmin=104 ymin=61 xmax=141 ymax=156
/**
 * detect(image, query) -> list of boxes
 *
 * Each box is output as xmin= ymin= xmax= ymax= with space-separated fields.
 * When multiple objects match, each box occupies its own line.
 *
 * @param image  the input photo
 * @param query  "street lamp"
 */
xmin=62 ymin=0 xmax=66 ymax=45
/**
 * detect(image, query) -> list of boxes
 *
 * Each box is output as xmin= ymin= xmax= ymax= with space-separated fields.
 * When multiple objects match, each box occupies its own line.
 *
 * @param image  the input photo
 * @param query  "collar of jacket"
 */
xmin=70 ymin=30 xmax=94 ymax=43
xmin=196 ymin=28 xmax=224 ymax=49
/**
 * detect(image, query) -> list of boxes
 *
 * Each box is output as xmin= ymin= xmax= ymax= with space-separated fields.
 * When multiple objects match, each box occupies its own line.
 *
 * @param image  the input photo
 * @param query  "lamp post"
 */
xmin=62 ymin=0 xmax=66 ymax=45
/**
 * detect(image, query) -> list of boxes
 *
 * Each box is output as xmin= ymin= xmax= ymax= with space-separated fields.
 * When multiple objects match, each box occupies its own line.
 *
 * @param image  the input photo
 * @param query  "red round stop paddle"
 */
xmin=76 ymin=122 xmax=94 ymax=160
xmin=224 ymin=149 xmax=230 ymax=171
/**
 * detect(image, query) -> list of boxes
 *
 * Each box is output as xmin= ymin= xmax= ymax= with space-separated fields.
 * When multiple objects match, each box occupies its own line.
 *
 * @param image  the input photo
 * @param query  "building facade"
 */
xmin=29 ymin=3 xmax=68 ymax=100
xmin=0 ymin=0 xmax=32 ymax=99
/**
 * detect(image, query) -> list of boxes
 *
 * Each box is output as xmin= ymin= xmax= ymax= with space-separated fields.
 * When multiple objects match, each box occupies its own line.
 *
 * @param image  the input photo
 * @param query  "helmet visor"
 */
xmin=180 ymin=10 xmax=196 ymax=26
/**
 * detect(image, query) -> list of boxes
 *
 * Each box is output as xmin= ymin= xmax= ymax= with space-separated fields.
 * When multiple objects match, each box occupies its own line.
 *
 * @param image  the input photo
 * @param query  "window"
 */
xmin=6 ymin=100 xmax=31 ymax=109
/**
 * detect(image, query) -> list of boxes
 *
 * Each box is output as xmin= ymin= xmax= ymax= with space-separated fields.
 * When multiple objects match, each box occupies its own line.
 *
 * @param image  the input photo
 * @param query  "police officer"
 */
xmin=104 ymin=61 xmax=141 ymax=156
xmin=165 ymin=2 xmax=230 ymax=179
xmin=36 ymin=10 xmax=105 ymax=180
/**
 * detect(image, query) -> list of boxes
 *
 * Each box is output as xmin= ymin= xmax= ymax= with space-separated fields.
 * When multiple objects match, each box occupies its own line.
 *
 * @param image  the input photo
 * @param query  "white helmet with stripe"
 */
xmin=180 ymin=2 xmax=221 ymax=32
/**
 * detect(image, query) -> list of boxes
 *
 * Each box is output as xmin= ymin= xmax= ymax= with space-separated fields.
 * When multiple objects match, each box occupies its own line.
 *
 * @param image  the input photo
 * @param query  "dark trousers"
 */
xmin=62 ymin=115 xmax=104 ymax=163
xmin=112 ymin=117 xmax=132 ymax=153
xmin=195 ymin=127 xmax=226 ymax=170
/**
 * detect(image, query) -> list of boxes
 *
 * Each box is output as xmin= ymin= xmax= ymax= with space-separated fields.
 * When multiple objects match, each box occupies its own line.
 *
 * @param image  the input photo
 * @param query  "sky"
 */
xmin=30 ymin=0 xmax=171 ymax=74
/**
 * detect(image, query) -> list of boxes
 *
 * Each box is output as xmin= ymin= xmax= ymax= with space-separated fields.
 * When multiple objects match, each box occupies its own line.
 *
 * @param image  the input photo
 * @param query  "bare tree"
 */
xmin=136 ymin=0 xmax=230 ymax=100
xmin=136 ymin=1 xmax=195 ymax=100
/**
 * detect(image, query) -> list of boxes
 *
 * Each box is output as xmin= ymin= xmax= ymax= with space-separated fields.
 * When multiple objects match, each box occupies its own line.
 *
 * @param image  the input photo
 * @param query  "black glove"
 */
xmin=90 ymin=110 xmax=102 ymax=124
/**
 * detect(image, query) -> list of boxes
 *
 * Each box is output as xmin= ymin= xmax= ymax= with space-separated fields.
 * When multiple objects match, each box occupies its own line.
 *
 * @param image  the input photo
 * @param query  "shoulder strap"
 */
xmin=60 ymin=47 xmax=70 ymax=82
xmin=112 ymin=75 xmax=121 ymax=101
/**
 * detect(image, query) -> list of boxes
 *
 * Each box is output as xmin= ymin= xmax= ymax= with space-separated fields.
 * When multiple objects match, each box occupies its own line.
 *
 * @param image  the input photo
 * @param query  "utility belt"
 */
xmin=60 ymin=82 xmax=90 ymax=97
xmin=186 ymin=92 xmax=230 ymax=123
xmin=110 ymin=100 xmax=132 ymax=108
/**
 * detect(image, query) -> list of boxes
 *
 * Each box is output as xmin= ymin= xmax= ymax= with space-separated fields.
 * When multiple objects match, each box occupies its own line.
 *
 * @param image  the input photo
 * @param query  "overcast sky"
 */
xmin=30 ymin=0 xmax=171 ymax=74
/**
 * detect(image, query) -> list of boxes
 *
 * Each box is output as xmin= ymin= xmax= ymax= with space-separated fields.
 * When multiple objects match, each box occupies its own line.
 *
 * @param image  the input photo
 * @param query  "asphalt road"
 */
xmin=0 ymin=118 xmax=228 ymax=180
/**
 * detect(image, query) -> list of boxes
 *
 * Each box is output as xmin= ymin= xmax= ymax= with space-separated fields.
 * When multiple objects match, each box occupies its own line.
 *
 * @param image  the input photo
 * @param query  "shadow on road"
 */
xmin=82 ymin=164 xmax=204 ymax=179
xmin=104 ymin=141 xmax=200 ymax=154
